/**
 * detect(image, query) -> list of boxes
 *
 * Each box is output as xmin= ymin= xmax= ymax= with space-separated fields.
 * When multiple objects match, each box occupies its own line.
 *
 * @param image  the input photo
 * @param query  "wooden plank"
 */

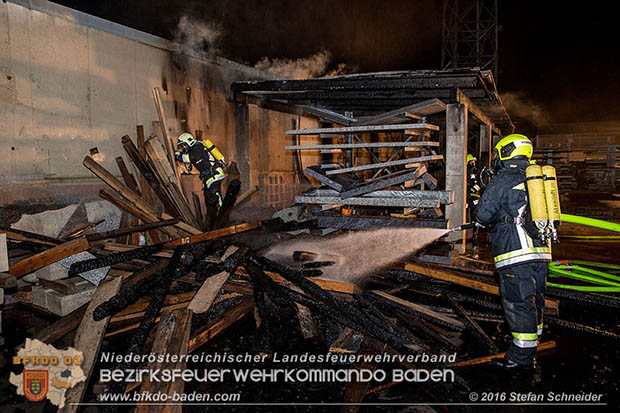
xmin=9 ymin=237 xmax=89 ymax=278
xmin=188 ymin=299 xmax=253 ymax=352
xmin=235 ymin=185 xmax=259 ymax=207
xmin=187 ymin=271 xmax=230 ymax=314
xmin=370 ymin=290 xmax=465 ymax=330
xmin=448 ymin=341 xmax=556 ymax=367
xmin=60 ymin=276 xmax=123 ymax=413
xmin=144 ymin=140 xmax=200 ymax=229
xmin=286 ymin=142 xmax=439 ymax=150
xmin=137 ymin=309 xmax=192 ymax=413
xmin=295 ymin=303 xmax=320 ymax=340
xmin=39 ymin=278 xmax=77 ymax=295
xmin=235 ymin=266 xmax=361 ymax=295
xmin=405 ymin=261 xmax=560 ymax=314
xmin=84 ymin=155 xmax=157 ymax=215
xmin=329 ymin=327 xmax=363 ymax=354
xmin=341 ymin=336 xmax=386 ymax=412
xmin=152 ymin=87 xmax=182 ymax=186
xmin=325 ymin=155 xmax=443 ymax=175
xmin=355 ymin=99 xmax=447 ymax=126
xmin=113 ymin=291 xmax=196 ymax=319
xmin=340 ymin=167 xmax=426 ymax=199
xmin=99 ymin=189 xmax=182 ymax=239
xmin=286 ymin=123 xmax=440 ymax=135
xmin=122 ymin=134 xmax=177 ymax=220
xmin=0 ymin=233 xmax=8 ymax=272
xmin=161 ymin=213 xmax=201 ymax=235
xmin=30 ymin=305 xmax=87 ymax=345
xmin=162 ymin=221 xmax=261 ymax=249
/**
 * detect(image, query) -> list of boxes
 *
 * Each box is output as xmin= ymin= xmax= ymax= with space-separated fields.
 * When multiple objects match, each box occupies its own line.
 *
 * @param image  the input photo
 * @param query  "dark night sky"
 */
xmin=55 ymin=0 xmax=620 ymax=133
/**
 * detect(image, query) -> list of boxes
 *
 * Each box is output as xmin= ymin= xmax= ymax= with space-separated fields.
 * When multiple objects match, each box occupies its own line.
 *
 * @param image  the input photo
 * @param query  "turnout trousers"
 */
xmin=497 ymin=261 xmax=547 ymax=366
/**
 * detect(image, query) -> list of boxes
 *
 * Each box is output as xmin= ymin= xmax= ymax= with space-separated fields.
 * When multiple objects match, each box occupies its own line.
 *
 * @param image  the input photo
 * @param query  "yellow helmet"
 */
xmin=495 ymin=134 xmax=533 ymax=161
xmin=467 ymin=154 xmax=477 ymax=164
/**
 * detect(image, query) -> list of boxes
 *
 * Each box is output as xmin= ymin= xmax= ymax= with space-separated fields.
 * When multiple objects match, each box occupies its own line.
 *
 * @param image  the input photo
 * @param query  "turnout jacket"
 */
xmin=474 ymin=162 xmax=551 ymax=269
xmin=175 ymin=141 xmax=225 ymax=187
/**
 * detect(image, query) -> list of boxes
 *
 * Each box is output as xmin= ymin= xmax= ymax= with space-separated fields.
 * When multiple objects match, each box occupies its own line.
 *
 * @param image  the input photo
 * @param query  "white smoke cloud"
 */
xmin=501 ymin=91 xmax=551 ymax=127
xmin=255 ymin=50 xmax=355 ymax=80
xmin=174 ymin=16 xmax=223 ymax=57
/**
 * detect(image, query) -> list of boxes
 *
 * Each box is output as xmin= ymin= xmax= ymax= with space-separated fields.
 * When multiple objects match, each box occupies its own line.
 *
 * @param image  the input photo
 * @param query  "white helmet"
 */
xmin=177 ymin=133 xmax=196 ymax=147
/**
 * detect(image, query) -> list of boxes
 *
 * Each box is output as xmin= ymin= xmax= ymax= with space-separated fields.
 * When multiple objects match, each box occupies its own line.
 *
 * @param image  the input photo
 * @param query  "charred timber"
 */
xmin=102 ymin=247 xmax=184 ymax=413
xmin=248 ymin=255 xmax=419 ymax=353
xmin=69 ymin=244 xmax=163 ymax=276
xmin=446 ymin=294 xmax=499 ymax=354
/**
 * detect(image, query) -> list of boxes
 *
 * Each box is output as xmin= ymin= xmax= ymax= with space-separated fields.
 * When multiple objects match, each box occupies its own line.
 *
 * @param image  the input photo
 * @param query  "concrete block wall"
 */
xmin=0 ymin=0 xmax=319 ymax=210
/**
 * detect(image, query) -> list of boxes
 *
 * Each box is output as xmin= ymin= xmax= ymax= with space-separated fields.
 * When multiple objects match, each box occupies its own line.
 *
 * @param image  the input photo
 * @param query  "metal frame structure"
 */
xmin=442 ymin=0 xmax=499 ymax=81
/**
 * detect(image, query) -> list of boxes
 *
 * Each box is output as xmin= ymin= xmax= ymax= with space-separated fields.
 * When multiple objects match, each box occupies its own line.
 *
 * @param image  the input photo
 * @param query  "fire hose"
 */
xmin=548 ymin=214 xmax=620 ymax=293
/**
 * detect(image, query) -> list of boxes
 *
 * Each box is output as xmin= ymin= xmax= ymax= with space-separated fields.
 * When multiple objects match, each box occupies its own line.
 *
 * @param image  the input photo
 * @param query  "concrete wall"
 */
xmin=0 ymin=0 xmax=318 ymax=210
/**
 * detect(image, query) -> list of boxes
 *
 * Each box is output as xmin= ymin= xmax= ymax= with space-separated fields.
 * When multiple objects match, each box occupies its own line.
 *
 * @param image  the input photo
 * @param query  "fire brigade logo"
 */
xmin=23 ymin=370 xmax=49 ymax=402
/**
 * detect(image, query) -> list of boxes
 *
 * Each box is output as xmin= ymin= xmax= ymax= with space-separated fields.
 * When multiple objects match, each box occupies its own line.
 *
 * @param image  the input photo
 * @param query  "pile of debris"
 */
xmin=2 ymin=92 xmax=620 ymax=408
xmin=4 ymin=207 xmax=620 ymax=408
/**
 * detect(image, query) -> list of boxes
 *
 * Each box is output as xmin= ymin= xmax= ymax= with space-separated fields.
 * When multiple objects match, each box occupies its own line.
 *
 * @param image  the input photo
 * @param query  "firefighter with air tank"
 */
xmin=175 ymin=133 xmax=227 ymax=209
xmin=473 ymin=134 xmax=561 ymax=369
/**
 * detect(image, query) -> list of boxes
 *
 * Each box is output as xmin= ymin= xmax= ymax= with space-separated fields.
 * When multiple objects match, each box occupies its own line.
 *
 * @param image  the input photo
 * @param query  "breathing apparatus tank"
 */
xmin=525 ymin=164 xmax=549 ymax=242
xmin=542 ymin=165 xmax=562 ymax=243
xmin=204 ymin=139 xmax=225 ymax=162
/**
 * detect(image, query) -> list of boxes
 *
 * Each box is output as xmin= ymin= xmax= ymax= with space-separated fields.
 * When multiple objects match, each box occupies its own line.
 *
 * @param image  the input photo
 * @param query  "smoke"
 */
xmin=255 ymin=50 xmax=355 ymax=79
xmin=263 ymin=227 xmax=447 ymax=284
xmin=174 ymin=16 xmax=223 ymax=57
xmin=501 ymin=91 xmax=551 ymax=127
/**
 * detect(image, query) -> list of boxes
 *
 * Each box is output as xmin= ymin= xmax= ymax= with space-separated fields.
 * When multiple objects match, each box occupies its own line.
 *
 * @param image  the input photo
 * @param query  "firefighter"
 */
xmin=175 ymin=133 xmax=226 ymax=208
xmin=474 ymin=134 xmax=552 ymax=369
xmin=466 ymin=154 xmax=482 ymax=214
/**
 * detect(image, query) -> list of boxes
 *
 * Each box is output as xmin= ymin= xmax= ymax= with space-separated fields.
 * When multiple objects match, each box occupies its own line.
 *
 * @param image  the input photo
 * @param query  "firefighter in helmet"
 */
xmin=175 ymin=133 xmax=226 ymax=208
xmin=474 ymin=134 xmax=551 ymax=369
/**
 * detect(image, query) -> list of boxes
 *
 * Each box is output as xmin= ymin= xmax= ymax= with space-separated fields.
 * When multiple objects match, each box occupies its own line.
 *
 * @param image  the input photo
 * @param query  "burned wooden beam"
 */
xmin=446 ymin=294 xmax=499 ymax=354
xmin=102 ymin=247 xmax=183 ymax=412
xmin=341 ymin=336 xmax=387 ymax=413
xmin=189 ymin=298 xmax=253 ymax=353
xmin=85 ymin=219 xmax=179 ymax=242
xmin=367 ymin=290 xmax=465 ymax=332
xmin=93 ymin=267 xmax=166 ymax=321
xmin=405 ymin=261 xmax=560 ymax=315
xmin=249 ymin=255 xmax=421 ymax=353
xmin=136 ymin=309 xmax=192 ymax=413
xmin=312 ymin=215 xmax=448 ymax=230
xmin=546 ymin=316 xmax=620 ymax=340
xmin=69 ymin=244 xmax=163 ymax=276
xmin=69 ymin=222 xmax=260 ymax=275
xmin=213 ymin=179 xmax=241 ymax=229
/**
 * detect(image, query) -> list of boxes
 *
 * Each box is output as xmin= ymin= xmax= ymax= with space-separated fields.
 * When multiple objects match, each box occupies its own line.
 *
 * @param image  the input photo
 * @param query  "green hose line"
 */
xmin=568 ymin=260 xmax=620 ymax=270
xmin=548 ymin=260 xmax=620 ymax=292
xmin=561 ymin=213 xmax=620 ymax=233
xmin=547 ymin=282 xmax=620 ymax=293
xmin=548 ymin=267 xmax=620 ymax=287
